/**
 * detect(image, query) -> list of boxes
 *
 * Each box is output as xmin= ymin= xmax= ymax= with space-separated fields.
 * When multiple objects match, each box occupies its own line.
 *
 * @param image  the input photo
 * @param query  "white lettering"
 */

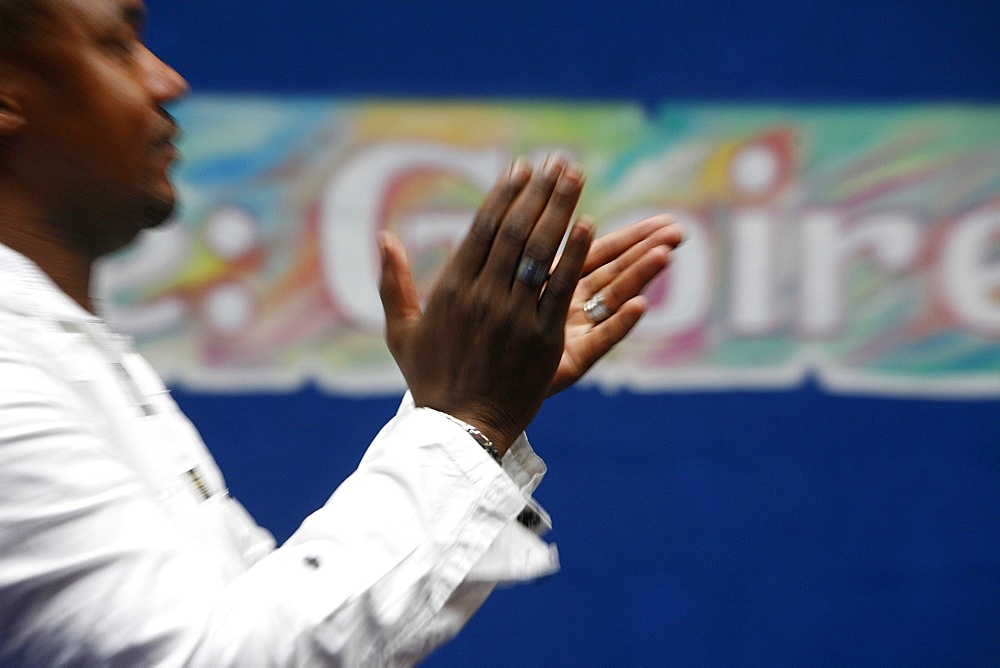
xmin=941 ymin=206 xmax=1000 ymax=332
xmin=319 ymin=143 xmax=506 ymax=331
xmin=729 ymin=208 xmax=782 ymax=335
xmin=799 ymin=210 xmax=921 ymax=336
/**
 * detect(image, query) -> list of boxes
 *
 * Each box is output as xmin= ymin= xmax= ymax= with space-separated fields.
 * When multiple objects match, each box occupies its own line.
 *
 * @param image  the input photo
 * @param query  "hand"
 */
xmin=378 ymin=154 xmax=592 ymax=453
xmin=550 ymin=215 xmax=684 ymax=395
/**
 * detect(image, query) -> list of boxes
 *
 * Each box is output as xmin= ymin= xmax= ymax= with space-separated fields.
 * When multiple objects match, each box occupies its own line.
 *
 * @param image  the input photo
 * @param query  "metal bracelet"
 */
xmin=443 ymin=414 xmax=503 ymax=465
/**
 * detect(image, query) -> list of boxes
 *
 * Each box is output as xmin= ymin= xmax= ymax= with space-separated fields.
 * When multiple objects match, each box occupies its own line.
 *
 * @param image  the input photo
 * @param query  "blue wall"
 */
xmin=149 ymin=2 xmax=999 ymax=664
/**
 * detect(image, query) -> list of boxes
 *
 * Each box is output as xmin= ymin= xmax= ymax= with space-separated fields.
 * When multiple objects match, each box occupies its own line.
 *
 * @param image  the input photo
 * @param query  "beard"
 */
xmin=49 ymin=170 xmax=178 ymax=261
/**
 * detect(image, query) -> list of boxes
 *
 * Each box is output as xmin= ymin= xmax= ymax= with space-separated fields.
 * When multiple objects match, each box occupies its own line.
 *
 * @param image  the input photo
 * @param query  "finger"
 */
xmin=583 ymin=245 xmax=671 ymax=317
xmin=583 ymin=214 xmax=682 ymax=275
xmin=576 ymin=294 xmax=649 ymax=364
xmin=481 ymin=153 xmax=568 ymax=285
xmin=377 ymin=231 xmax=421 ymax=352
xmin=511 ymin=161 xmax=585 ymax=300
xmin=449 ymin=156 xmax=533 ymax=279
xmin=579 ymin=221 xmax=679 ymax=297
xmin=539 ymin=218 xmax=593 ymax=331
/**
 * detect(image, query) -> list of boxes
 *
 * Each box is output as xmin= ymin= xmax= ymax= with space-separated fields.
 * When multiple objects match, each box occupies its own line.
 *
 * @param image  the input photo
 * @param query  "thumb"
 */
xmin=377 ymin=231 xmax=422 ymax=345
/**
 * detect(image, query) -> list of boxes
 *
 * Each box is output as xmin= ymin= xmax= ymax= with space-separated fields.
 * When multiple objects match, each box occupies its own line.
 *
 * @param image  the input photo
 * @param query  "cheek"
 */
xmin=67 ymin=59 xmax=152 ymax=156
xmin=98 ymin=90 xmax=152 ymax=149
xmin=35 ymin=58 xmax=169 ymax=202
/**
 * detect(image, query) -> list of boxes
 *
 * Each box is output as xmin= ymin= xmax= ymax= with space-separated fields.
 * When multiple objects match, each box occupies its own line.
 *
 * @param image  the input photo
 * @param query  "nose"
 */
xmin=143 ymin=47 xmax=190 ymax=104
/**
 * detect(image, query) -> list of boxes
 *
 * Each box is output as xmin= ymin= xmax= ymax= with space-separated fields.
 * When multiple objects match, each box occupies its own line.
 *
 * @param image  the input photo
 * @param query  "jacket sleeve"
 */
xmin=0 ymin=340 xmax=558 ymax=666
xmin=187 ymin=400 xmax=560 ymax=666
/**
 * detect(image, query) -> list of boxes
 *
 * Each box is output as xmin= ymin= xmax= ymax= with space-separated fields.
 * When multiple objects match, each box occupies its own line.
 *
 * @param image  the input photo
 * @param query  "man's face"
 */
xmin=5 ymin=0 xmax=188 ymax=258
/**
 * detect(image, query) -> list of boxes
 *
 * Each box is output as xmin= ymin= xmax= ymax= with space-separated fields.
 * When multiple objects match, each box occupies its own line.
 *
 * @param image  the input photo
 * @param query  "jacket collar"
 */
xmin=0 ymin=243 xmax=95 ymax=322
xmin=0 ymin=242 xmax=132 ymax=357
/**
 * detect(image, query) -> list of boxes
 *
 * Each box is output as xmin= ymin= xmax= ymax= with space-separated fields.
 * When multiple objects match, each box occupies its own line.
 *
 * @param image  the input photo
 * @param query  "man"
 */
xmin=0 ymin=0 xmax=683 ymax=664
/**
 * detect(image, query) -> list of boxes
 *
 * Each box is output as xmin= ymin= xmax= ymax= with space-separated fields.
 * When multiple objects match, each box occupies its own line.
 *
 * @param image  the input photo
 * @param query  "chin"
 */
xmin=84 ymin=190 xmax=178 ymax=259
xmin=144 ymin=189 xmax=177 ymax=230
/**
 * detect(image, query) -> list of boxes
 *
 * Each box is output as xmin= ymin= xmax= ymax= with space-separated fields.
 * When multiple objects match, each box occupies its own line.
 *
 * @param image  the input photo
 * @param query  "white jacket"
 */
xmin=0 ymin=243 xmax=558 ymax=666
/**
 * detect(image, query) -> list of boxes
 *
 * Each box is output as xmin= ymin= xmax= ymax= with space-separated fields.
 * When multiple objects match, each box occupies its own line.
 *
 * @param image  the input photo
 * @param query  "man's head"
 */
xmin=0 ymin=0 xmax=188 ymax=260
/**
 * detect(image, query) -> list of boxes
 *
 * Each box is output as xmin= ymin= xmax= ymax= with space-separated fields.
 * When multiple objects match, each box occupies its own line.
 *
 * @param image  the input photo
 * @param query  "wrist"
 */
xmin=448 ymin=411 xmax=523 ymax=458
xmin=440 ymin=413 xmax=504 ymax=465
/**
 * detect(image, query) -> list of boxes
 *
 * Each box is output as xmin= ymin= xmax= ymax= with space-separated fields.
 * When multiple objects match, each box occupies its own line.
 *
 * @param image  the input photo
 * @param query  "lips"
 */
xmin=160 ymin=142 xmax=179 ymax=164
xmin=151 ymin=124 xmax=181 ymax=163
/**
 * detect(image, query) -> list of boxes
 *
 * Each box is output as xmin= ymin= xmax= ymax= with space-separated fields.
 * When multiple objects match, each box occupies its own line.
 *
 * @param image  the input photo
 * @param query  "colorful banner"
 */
xmin=95 ymin=99 xmax=1000 ymax=397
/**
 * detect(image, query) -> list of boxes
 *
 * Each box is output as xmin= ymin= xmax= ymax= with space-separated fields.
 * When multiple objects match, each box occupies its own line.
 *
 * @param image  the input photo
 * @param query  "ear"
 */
xmin=0 ymin=67 xmax=27 ymax=136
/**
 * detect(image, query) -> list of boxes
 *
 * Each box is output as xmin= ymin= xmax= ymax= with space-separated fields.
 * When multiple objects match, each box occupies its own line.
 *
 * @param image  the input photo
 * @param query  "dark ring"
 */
xmin=515 ymin=256 xmax=548 ymax=287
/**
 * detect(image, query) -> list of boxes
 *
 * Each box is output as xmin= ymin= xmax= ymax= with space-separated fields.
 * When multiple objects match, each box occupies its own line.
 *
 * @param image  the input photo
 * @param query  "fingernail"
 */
xmin=670 ymin=225 xmax=686 ymax=247
xmin=556 ymin=162 xmax=585 ymax=194
xmin=376 ymin=232 xmax=389 ymax=262
xmin=542 ymin=152 xmax=566 ymax=178
xmin=572 ymin=215 xmax=594 ymax=240
xmin=508 ymin=156 xmax=531 ymax=184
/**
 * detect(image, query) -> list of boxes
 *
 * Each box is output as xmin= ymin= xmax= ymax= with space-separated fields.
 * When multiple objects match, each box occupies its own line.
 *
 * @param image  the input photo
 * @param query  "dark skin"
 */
xmin=0 ymin=0 xmax=684 ymax=454
xmin=380 ymin=155 xmax=683 ymax=451
xmin=0 ymin=0 xmax=187 ymax=310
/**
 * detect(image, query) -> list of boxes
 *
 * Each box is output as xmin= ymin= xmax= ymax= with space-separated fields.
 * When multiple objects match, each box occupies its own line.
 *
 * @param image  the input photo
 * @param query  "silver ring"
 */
xmin=583 ymin=293 xmax=613 ymax=323
xmin=515 ymin=256 xmax=548 ymax=287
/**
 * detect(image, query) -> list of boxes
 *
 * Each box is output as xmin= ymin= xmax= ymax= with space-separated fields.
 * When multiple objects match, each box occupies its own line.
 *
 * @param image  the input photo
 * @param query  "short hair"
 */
xmin=0 ymin=0 xmax=50 ymax=57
